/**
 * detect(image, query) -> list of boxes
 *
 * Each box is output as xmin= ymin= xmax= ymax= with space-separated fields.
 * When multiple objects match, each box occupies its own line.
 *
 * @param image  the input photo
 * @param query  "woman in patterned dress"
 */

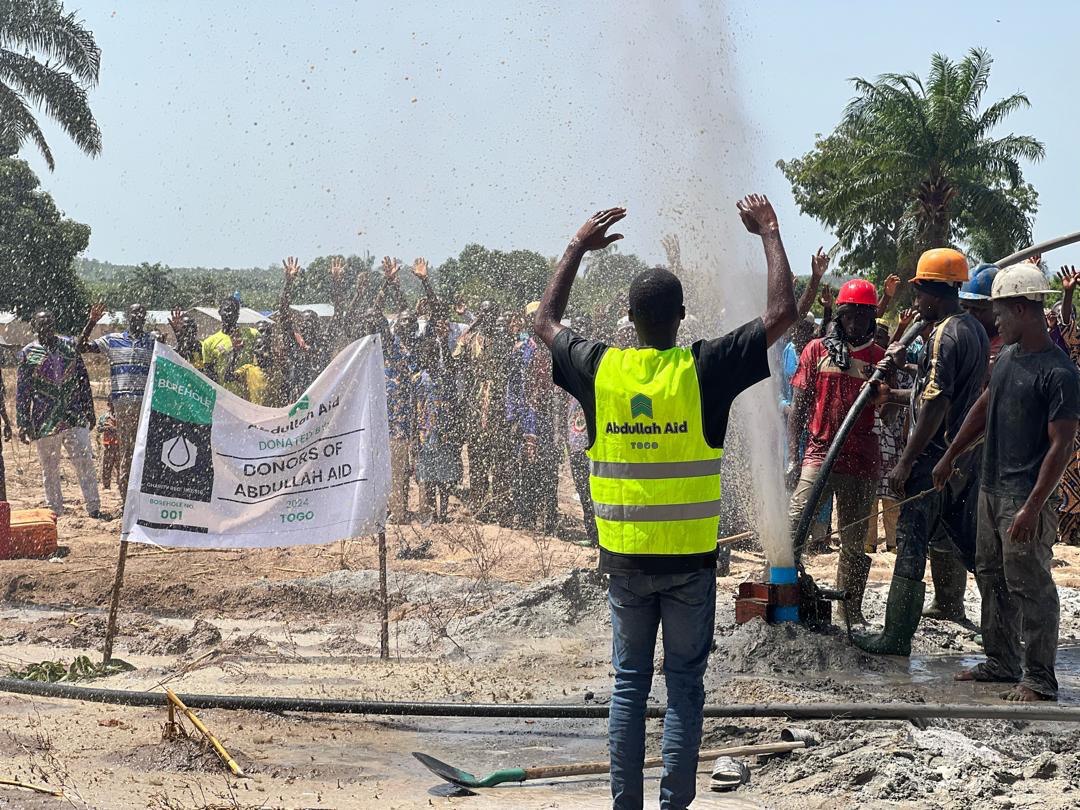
xmin=1056 ymin=265 xmax=1080 ymax=545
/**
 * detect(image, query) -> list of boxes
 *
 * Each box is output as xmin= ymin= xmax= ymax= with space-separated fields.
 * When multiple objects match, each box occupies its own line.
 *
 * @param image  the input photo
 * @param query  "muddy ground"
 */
xmin=2 ymin=439 xmax=1080 ymax=809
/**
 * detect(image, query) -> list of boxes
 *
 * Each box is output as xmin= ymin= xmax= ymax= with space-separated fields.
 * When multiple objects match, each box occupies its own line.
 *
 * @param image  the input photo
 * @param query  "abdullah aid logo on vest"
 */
xmin=605 ymin=393 xmax=689 ymax=435
xmin=140 ymin=358 xmax=216 ymax=502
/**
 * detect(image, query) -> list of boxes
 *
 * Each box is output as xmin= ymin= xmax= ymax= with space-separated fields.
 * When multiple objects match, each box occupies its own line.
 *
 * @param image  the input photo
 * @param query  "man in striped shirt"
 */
xmin=79 ymin=302 xmax=158 ymax=501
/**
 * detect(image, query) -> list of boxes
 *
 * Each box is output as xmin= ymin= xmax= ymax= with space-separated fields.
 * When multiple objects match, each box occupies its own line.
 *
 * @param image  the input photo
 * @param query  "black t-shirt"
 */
xmin=912 ymin=311 xmax=989 ymax=462
xmin=982 ymin=342 xmax=1080 ymax=498
xmin=551 ymin=318 xmax=770 ymax=575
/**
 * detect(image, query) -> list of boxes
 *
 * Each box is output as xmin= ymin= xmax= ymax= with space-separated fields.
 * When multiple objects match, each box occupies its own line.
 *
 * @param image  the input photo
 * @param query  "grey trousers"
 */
xmin=789 ymin=465 xmax=875 ymax=565
xmin=975 ymin=490 xmax=1060 ymax=698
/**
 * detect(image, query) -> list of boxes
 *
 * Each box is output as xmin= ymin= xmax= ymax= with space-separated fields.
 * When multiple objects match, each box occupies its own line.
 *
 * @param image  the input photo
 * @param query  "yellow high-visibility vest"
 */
xmin=587 ymin=346 xmax=722 ymax=556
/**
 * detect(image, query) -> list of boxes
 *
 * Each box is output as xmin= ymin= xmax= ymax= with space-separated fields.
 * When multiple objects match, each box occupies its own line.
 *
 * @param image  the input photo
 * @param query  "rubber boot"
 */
xmin=836 ymin=551 xmax=871 ymax=626
xmin=922 ymin=547 xmax=968 ymax=623
xmin=852 ymin=576 xmax=926 ymax=656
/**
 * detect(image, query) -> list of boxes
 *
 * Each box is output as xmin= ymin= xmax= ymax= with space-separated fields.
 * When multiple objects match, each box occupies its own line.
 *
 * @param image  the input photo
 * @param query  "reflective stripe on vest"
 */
xmin=587 ymin=345 xmax=722 ymax=557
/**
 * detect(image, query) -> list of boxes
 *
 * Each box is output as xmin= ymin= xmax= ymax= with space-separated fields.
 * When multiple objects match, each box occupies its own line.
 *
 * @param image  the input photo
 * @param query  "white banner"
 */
xmin=121 ymin=337 xmax=391 ymax=548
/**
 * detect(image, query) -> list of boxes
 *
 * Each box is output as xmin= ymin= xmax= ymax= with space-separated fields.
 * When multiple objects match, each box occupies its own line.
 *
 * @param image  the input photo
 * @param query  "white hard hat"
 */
xmin=990 ymin=263 xmax=1054 ymax=302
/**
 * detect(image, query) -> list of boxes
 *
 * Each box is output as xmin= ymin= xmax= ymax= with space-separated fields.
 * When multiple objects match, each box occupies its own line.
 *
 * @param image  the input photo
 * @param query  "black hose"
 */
xmin=3 ymin=678 xmax=1080 ymax=723
xmin=790 ymin=319 xmax=926 ymax=555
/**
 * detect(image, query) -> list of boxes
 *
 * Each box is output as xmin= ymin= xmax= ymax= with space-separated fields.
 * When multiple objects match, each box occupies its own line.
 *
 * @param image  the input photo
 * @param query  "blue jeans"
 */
xmin=608 ymin=569 xmax=716 ymax=810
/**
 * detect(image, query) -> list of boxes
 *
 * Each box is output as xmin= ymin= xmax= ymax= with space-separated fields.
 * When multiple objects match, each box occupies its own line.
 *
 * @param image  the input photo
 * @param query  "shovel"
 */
xmin=413 ymin=740 xmax=804 ymax=789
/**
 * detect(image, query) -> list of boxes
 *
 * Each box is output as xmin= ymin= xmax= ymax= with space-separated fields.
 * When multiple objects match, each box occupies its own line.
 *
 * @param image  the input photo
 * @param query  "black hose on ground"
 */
xmin=2 ymin=678 xmax=1079 ymax=723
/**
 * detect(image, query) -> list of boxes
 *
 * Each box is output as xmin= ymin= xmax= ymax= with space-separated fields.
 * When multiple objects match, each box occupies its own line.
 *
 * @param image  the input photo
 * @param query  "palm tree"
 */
xmin=780 ymin=48 xmax=1044 ymax=279
xmin=0 ymin=0 xmax=101 ymax=169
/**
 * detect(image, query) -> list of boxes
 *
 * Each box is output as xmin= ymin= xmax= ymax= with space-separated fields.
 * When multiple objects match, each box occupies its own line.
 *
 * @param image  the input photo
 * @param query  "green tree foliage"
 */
xmin=0 ymin=156 xmax=89 ymax=329
xmin=79 ymin=255 xmax=379 ymax=313
xmin=435 ymin=244 xmax=552 ymax=308
xmin=778 ymin=48 xmax=1043 ymax=285
xmin=0 ymin=0 xmax=102 ymax=169
xmin=291 ymin=253 xmax=375 ymax=305
xmin=573 ymin=247 xmax=649 ymax=323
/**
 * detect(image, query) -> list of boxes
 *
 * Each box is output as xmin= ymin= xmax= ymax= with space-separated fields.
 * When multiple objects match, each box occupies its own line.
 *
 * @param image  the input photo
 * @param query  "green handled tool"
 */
xmin=413 ymin=740 xmax=804 ymax=789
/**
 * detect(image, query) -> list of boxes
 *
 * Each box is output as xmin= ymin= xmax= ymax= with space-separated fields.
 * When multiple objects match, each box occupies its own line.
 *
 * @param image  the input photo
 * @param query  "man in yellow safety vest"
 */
xmin=533 ymin=196 xmax=797 ymax=810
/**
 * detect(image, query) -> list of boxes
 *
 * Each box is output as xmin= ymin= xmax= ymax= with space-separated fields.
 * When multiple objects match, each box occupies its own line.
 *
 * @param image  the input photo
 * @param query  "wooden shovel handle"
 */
xmin=522 ymin=740 xmax=804 ymax=781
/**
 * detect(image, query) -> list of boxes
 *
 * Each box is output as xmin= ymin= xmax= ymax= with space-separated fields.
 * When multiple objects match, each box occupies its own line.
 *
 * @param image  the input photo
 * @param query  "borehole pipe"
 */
xmin=3 ymin=678 xmax=1080 ymax=723
xmin=995 ymin=230 xmax=1080 ymax=268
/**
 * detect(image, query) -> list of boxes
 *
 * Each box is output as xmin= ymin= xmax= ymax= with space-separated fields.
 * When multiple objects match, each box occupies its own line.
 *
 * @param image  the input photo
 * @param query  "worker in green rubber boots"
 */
xmin=533 ymin=196 xmax=796 ymax=810
xmin=855 ymin=248 xmax=989 ymax=656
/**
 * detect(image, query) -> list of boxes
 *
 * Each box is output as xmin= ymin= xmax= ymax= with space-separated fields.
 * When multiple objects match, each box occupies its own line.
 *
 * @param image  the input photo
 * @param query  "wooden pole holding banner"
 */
xmin=101 ymin=539 xmax=130 ymax=665
xmin=378 ymin=531 xmax=389 ymax=659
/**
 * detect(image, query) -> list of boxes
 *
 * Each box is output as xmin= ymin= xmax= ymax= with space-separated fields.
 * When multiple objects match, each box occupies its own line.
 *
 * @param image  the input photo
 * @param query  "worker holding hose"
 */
xmin=933 ymin=263 xmax=1080 ymax=701
xmin=855 ymin=248 xmax=989 ymax=656
xmin=787 ymin=278 xmax=886 ymax=625
xmin=918 ymin=262 xmax=1003 ymax=625
xmin=533 ymin=196 xmax=796 ymax=810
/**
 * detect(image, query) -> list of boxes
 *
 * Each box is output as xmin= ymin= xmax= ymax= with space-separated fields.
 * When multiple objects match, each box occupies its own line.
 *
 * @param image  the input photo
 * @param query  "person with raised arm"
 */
xmin=533 ymin=195 xmax=795 ymax=810
xmin=78 ymin=301 xmax=157 ymax=500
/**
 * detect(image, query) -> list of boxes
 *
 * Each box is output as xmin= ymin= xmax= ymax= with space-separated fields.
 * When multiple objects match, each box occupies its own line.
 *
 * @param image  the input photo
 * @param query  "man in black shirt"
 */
xmin=533 ymin=196 xmax=796 ymax=810
xmin=934 ymin=263 xmax=1080 ymax=701
xmin=855 ymin=249 xmax=989 ymax=656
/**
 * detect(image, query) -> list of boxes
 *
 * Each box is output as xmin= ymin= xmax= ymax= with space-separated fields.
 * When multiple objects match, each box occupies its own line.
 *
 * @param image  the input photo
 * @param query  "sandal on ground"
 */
xmin=710 ymin=756 xmax=750 ymax=792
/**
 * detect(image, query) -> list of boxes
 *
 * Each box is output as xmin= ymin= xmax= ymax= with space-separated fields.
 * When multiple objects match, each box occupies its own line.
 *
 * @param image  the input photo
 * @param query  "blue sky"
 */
xmin=25 ymin=1 xmax=1080 ymax=274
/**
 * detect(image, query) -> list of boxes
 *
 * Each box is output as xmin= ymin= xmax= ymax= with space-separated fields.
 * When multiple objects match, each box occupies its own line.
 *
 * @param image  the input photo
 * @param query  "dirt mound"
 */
xmin=462 ymin=568 xmax=608 ymax=637
xmin=113 ymin=736 xmax=254 ymax=774
xmin=126 ymin=618 xmax=223 ymax=656
xmin=710 ymin=618 xmax=896 ymax=677
xmin=757 ymin=721 xmax=1080 ymax=808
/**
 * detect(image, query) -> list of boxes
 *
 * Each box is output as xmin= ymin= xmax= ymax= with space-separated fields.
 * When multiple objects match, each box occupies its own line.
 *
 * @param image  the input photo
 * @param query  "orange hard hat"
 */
xmin=914 ymin=248 xmax=969 ymax=284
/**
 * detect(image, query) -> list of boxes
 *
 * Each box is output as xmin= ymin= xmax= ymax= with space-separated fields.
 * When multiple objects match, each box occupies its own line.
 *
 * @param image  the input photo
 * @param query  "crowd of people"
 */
xmin=0 ymin=253 xmax=643 ymax=539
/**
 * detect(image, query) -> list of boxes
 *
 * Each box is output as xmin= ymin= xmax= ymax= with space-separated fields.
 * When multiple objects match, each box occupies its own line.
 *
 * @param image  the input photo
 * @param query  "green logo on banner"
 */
xmin=630 ymin=393 xmax=653 ymax=420
xmin=152 ymin=358 xmax=215 ymax=425
xmin=289 ymin=395 xmax=311 ymax=418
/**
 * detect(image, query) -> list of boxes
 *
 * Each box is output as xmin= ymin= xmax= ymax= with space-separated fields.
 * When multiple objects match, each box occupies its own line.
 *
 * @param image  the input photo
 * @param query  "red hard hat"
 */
xmin=835 ymin=279 xmax=878 ymax=307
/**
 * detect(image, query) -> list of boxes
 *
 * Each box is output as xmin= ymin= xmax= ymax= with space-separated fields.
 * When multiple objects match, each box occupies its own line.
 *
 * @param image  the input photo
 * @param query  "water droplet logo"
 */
xmin=162 ymin=436 xmax=198 ymax=473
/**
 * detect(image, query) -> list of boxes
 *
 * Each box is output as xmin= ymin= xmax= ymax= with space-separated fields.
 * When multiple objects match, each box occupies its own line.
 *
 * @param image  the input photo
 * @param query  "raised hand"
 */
xmin=283 ymin=256 xmax=302 ymax=283
xmin=329 ymin=256 xmax=346 ymax=282
xmin=818 ymin=283 xmax=833 ymax=310
xmin=1059 ymin=265 xmax=1078 ymax=291
xmin=381 ymin=256 xmax=400 ymax=282
xmin=883 ymin=273 xmax=901 ymax=297
xmin=573 ymin=208 xmax=627 ymax=251
xmin=1026 ymin=253 xmax=1043 ymax=266
xmin=898 ymin=307 xmax=917 ymax=329
xmin=810 ymin=247 xmax=829 ymax=279
xmin=736 ymin=194 xmax=779 ymax=236
xmin=169 ymin=307 xmax=185 ymax=333
xmin=412 ymin=257 xmax=429 ymax=280
xmin=88 ymin=300 xmax=107 ymax=324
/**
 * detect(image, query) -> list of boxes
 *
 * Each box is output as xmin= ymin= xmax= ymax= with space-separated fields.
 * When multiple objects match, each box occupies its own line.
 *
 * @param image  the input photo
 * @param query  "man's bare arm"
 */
xmin=736 ymin=194 xmax=796 ymax=346
xmin=76 ymin=301 xmax=106 ymax=353
xmin=1010 ymin=419 xmax=1077 ymax=542
xmin=534 ymin=208 xmax=626 ymax=348
xmin=797 ymin=248 xmax=829 ymax=318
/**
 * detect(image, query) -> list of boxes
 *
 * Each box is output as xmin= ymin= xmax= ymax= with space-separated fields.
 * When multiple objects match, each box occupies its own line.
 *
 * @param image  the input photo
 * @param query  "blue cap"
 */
xmin=959 ymin=263 xmax=998 ymax=301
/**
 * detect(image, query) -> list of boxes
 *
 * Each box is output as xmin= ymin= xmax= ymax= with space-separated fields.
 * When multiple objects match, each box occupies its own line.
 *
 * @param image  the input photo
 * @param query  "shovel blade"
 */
xmin=412 ymin=751 xmax=481 ymax=788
